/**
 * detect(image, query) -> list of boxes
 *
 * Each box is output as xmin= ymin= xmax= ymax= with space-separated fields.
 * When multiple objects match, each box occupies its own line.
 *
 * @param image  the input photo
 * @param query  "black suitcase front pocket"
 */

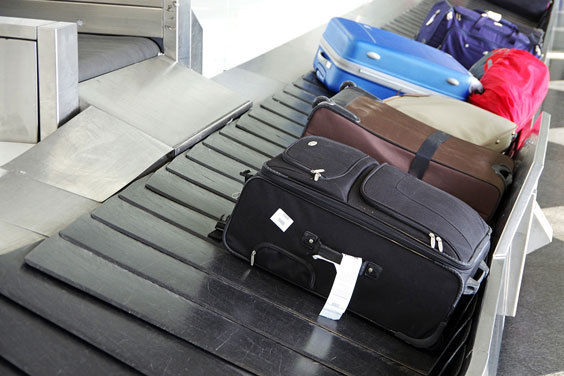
xmin=252 ymin=243 xmax=316 ymax=289
xmin=360 ymin=164 xmax=465 ymax=261
xmin=360 ymin=164 xmax=489 ymax=264
xmin=270 ymin=136 xmax=377 ymax=201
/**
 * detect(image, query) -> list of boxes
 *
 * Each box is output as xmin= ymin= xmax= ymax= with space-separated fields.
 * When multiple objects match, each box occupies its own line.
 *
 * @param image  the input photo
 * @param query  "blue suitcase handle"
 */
xmin=317 ymin=49 xmax=331 ymax=67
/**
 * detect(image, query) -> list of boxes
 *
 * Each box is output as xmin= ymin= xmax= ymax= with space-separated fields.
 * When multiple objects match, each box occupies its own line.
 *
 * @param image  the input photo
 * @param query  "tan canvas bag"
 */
xmin=384 ymin=95 xmax=516 ymax=153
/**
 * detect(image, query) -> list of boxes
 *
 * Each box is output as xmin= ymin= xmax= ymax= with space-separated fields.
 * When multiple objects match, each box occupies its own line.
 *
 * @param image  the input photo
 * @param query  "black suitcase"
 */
xmin=223 ymin=136 xmax=491 ymax=348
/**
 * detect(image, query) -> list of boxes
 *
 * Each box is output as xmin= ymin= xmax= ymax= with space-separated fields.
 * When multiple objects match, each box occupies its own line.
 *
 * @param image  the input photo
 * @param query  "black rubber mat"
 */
xmin=283 ymin=82 xmax=317 ymax=104
xmin=145 ymin=168 xmax=234 ymax=221
xmin=90 ymin=197 xmax=437 ymax=373
xmin=56 ymin=214 xmax=419 ymax=375
xmin=0 ymin=357 xmax=25 ymax=376
xmin=25 ymin=236 xmax=343 ymax=376
xmin=219 ymin=122 xmax=285 ymax=157
xmin=236 ymin=114 xmax=298 ymax=148
xmin=166 ymin=156 xmax=243 ymax=203
xmin=203 ymin=133 xmax=269 ymax=170
xmin=273 ymin=92 xmax=312 ymax=115
xmin=247 ymin=107 xmax=305 ymax=137
xmin=0 ymin=294 xmax=138 ymax=376
xmin=293 ymin=78 xmax=332 ymax=98
xmin=260 ymin=98 xmax=309 ymax=126
xmin=119 ymin=177 xmax=216 ymax=239
xmin=186 ymin=144 xmax=257 ymax=183
xmin=0 ymin=245 xmax=248 ymax=376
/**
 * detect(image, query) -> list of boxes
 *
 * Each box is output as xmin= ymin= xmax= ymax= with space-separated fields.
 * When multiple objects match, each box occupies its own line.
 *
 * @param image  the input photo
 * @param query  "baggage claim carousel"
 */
xmin=0 ymin=0 xmax=558 ymax=375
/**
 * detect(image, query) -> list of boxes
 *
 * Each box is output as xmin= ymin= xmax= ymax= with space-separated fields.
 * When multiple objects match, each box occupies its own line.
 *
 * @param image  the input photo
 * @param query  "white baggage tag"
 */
xmin=270 ymin=208 xmax=294 ymax=232
xmin=313 ymin=253 xmax=362 ymax=320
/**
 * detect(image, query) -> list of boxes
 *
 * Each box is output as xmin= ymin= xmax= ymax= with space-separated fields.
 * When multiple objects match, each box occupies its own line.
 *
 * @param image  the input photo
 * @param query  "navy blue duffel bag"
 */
xmin=416 ymin=0 xmax=543 ymax=68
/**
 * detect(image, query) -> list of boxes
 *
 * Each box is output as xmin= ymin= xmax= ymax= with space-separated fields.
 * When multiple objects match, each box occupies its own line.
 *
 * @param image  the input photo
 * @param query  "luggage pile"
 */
xmin=219 ymin=0 xmax=550 ymax=349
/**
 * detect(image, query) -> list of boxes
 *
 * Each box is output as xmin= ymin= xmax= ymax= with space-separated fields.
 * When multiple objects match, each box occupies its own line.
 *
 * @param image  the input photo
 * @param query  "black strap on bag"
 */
xmin=208 ymin=214 xmax=230 ymax=242
xmin=408 ymin=131 xmax=451 ymax=179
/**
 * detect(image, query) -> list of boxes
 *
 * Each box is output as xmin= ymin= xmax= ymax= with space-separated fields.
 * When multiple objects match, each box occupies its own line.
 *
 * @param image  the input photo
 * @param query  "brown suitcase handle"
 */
xmin=492 ymin=164 xmax=513 ymax=188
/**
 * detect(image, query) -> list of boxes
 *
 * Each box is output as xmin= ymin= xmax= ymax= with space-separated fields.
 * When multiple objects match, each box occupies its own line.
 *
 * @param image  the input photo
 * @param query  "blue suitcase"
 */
xmin=314 ymin=17 xmax=482 ymax=100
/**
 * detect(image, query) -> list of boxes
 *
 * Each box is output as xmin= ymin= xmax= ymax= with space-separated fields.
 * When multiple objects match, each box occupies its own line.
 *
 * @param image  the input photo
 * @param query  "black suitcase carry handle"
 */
xmin=464 ymin=260 xmax=489 ymax=295
xmin=302 ymin=231 xmax=384 ymax=281
xmin=302 ymin=231 xmax=343 ymax=264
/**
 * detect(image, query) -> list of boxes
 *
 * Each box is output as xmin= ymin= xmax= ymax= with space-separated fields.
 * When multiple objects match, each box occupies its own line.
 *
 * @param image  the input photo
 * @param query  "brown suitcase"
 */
xmin=303 ymin=85 xmax=513 ymax=221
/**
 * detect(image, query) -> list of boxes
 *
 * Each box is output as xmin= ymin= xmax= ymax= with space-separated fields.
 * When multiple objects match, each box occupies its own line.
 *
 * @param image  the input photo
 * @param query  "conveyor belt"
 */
xmin=0 ymin=0 xmax=544 ymax=374
xmin=0 ymin=294 xmax=138 ymax=375
xmin=78 ymin=34 xmax=160 ymax=82
xmin=2 ymin=71 xmax=480 ymax=376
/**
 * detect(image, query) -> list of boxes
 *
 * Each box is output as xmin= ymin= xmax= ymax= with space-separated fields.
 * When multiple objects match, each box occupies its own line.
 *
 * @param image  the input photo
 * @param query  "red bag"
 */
xmin=468 ymin=49 xmax=549 ymax=150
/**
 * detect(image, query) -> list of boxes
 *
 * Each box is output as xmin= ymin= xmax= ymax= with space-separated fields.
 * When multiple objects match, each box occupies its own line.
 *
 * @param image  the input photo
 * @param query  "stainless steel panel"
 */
xmin=466 ymin=257 xmax=508 ymax=376
xmin=466 ymin=112 xmax=551 ymax=375
xmin=79 ymin=56 xmax=252 ymax=154
xmin=213 ymin=68 xmax=285 ymax=104
xmin=190 ymin=9 xmax=203 ymax=74
xmin=164 ymin=0 xmax=189 ymax=64
xmin=0 ymin=38 xmax=38 ymax=143
xmin=0 ymin=142 xmax=34 ymax=167
xmin=163 ymin=0 xmax=203 ymax=71
xmin=3 ymin=106 xmax=172 ymax=202
xmin=0 ymin=171 xmax=99 ymax=236
xmin=45 ymin=0 xmax=163 ymax=6
xmin=38 ymin=21 xmax=79 ymax=140
xmin=0 ymin=16 xmax=52 ymax=39
xmin=526 ymin=200 xmax=553 ymax=254
xmin=0 ymin=220 xmax=44 ymax=255
xmin=504 ymin=194 xmax=536 ymax=317
xmin=0 ymin=0 xmax=163 ymax=37
xmin=77 ymin=33 xmax=160 ymax=82
xmin=493 ymin=113 xmax=550 ymax=269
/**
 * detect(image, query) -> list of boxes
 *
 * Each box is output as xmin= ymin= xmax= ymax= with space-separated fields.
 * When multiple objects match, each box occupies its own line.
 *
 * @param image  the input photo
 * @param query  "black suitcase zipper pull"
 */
xmin=436 ymin=237 xmax=443 ymax=252
xmin=428 ymin=233 xmax=443 ymax=252
xmin=310 ymin=169 xmax=325 ymax=182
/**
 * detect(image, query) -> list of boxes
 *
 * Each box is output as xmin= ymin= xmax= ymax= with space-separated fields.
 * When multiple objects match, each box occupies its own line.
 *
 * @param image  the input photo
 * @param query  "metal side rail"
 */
xmin=466 ymin=113 xmax=551 ymax=375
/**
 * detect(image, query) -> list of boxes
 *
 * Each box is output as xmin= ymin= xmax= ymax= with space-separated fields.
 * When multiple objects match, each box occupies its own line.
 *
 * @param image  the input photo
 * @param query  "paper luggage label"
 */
xmin=314 ymin=253 xmax=362 ymax=320
xmin=270 ymin=208 xmax=294 ymax=232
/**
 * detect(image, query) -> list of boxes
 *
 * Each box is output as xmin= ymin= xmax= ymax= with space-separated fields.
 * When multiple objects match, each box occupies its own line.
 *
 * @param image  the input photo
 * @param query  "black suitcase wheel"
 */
xmin=312 ymin=95 xmax=331 ymax=108
xmin=339 ymin=80 xmax=357 ymax=91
